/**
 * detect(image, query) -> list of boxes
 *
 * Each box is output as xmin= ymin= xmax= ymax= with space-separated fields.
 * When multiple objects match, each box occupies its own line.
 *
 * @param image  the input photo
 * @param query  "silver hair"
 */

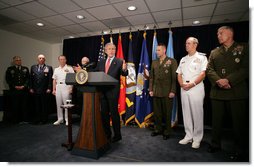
xmin=187 ymin=37 xmax=199 ymax=45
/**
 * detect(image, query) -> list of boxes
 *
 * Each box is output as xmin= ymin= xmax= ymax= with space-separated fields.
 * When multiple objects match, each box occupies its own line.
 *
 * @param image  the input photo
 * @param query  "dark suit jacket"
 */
xmin=95 ymin=57 xmax=128 ymax=98
xmin=30 ymin=64 xmax=53 ymax=94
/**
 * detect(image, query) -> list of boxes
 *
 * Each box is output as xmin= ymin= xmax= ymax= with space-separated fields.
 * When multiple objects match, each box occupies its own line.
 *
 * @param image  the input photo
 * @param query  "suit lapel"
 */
xmin=107 ymin=57 xmax=117 ymax=74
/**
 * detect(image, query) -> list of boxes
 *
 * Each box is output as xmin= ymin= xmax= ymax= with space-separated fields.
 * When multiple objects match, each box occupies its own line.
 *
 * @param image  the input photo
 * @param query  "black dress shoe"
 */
xmin=207 ymin=145 xmax=221 ymax=153
xmin=163 ymin=135 xmax=170 ymax=140
xmin=112 ymin=136 xmax=122 ymax=143
xmin=151 ymin=131 xmax=162 ymax=137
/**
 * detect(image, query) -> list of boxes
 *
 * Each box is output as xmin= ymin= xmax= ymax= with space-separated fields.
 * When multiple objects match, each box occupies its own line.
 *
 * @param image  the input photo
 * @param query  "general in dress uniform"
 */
xmin=30 ymin=54 xmax=53 ymax=124
xmin=5 ymin=56 xmax=30 ymax=123
xmin=206 ymin=26 xmax=249 ymax=161
xmin=149 ymin=43 xmax=178 ymax=140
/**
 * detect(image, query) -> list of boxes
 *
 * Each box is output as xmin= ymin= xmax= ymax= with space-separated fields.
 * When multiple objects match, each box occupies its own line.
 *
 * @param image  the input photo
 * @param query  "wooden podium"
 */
xmin=65 ymin=72 xmax=118 ymax=159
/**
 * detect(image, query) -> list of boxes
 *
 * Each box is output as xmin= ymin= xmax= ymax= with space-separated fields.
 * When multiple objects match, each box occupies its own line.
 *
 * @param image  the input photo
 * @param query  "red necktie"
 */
xmin=105 ymin=58 xmax=111 ymax=73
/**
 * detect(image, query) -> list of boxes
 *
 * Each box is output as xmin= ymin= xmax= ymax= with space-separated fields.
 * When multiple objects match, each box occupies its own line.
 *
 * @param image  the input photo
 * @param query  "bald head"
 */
xmin=37 ymin=54 xmax=46 ymax=65
xmin=81 ymin=57 xmax=89 ymax=65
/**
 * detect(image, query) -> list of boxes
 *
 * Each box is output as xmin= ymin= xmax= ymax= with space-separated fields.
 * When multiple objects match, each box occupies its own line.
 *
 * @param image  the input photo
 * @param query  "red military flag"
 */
xmin=116 ymin=34 xmax=126 ymax=116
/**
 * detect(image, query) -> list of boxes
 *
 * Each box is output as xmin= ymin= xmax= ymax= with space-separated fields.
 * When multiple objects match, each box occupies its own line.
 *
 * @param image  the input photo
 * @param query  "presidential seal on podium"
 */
xmin=75 ymin=69 xmax=88 ymax=85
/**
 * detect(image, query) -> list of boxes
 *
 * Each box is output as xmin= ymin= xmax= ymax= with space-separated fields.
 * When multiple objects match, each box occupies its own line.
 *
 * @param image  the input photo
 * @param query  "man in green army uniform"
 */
xmin=5 ymin=56 xmax=30 ymax=123
xmin=149 ymin=43 xmax=178 ymax=140
xmin=206 ymin=26 xmax=249 ymax=161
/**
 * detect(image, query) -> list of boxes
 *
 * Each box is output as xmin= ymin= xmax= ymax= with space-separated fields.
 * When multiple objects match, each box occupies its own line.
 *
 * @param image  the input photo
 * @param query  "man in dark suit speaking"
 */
xmin=96 ymin=42 xmax=128 ymax=143
xmin=30 ymin=54 xmax=53 ymax=124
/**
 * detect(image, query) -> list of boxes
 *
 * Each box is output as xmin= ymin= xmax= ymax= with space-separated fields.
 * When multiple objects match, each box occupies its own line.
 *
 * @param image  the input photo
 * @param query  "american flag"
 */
xmin=98 ymin=36 xmax=105 ymax=62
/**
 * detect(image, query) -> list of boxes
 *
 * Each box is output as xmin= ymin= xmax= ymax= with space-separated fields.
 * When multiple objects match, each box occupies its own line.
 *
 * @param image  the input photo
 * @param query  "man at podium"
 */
xmin=95 ymin=42 xmax=128 ymax=143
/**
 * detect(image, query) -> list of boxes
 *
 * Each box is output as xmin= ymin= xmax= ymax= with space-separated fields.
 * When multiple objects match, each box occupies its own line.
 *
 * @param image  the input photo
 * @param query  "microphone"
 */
xmin=83 ymin=62 xmax=96 ymax=69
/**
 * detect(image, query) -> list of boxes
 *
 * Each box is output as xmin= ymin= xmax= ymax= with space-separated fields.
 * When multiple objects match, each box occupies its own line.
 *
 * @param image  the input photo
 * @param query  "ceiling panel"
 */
xmin=38 ymin=0 xmax=81 ymax=13
xmin=0 ymin=0 xmax=32 ymax=6
xmin=210 ymin=13 xmax=244 ymax=24
xmin=152 ymin=9 xmax=181 ymax=23
xmin=80 ymin=21 xmax=108 ymax=31
xmin=24 ymin=19 xmax=56 ymax=30
xmin=145 ymin=0 xmax=181 ymax=12
xmin=126 ymin=13 xmax=154 ymax=26
xmin=43 ymin=27 xmax=71 ymax=36
xmin=183 ymin=4 xmax=216 ymax=19
xmin=0 ymin=0 xmax=249 ymax=44
xmin=42 ymin=15 xmax=74 ymax=27
xmin=87 ymin=5 xmax=121 ymax=20
xmin=241 ymin=12 xmax=249 ymax=21
xmin=62 ymin=24 xmax=89 ymax=33
xmin=182 ymin=0 xmax=217 ymax=7
xmin=102 ymin=17 xmax=130 ymax=28
xmin=113 ymin=0 xmax=149 ymax=16
xmin=108 ymin=0 xmax=128 ymax=3
xmin=214 ymin=0 xmax=249 ymax=15
xmin=63 ymin=10 xmax=97 ymax=23
xmin=0 ymin=1 xmax=9 ymax=9
xmin=0 ymin=7 xmax=35 ymax=21
xmin=183 ymin=17 xmax=211 ymax=26
xmin=16 ymin=1 xmax=57 ymax=17
xmin=72 ymin=0 xmax=109 ymax=9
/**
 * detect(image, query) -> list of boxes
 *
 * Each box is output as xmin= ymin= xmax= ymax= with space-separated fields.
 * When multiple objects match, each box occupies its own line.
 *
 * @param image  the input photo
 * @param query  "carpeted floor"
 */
xmin=0 ymin=115 xmax=250 ymax=163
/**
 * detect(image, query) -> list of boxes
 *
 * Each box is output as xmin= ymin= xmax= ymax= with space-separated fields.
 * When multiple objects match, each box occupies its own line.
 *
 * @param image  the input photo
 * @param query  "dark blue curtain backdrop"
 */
xmin=63 ymin=21 xmax=249 ymax=126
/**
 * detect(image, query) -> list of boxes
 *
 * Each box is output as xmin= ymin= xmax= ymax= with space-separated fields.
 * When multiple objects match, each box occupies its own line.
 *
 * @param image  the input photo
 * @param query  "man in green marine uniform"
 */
xmin=206 ymin=26 xmax=249 ymax=161
xmin=149 ymin=43 xmax=178 ymax=140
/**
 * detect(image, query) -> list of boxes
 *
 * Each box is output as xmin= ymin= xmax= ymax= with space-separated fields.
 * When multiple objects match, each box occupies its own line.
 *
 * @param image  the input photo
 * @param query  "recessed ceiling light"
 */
xmin=76 ymin=15 xmax=84 ymax=19
xmin=36 ymin=22 xmax=44 ymax=27
xmin=127 ymin=6 xmax=137 ymax=11
xmin=192 ymin=20 xmax=200 ymax=25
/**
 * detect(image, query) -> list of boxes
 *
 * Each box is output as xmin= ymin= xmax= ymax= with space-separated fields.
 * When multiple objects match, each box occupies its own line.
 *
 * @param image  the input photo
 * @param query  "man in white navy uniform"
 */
xmin=52 ymin=55 xmax=74 ymax=126
xmin=176 ymin=37 xmax=208 ymax=149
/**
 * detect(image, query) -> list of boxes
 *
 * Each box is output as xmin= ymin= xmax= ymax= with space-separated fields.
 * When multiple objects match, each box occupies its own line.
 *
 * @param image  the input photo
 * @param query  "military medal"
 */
xmin=235 ymin=58 xmax=240 ymax=63
xmin=44 ymin=67 xmax=49 ymax=73
xmin=221 ymin=69 xmax=226 ymax=75
xmin=165 ymin=70 xmax=168 ymax=73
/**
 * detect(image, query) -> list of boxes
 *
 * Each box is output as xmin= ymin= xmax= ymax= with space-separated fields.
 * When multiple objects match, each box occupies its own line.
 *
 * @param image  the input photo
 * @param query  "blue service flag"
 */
xmin=125 ymin=33 xmax=136 ymax=125
xmin=135 ymin=33 xmax=152 ymax=128
xmin=166 ymin=31 xmax=178 ymax=127
xmin=152 ymin=32 xmax=158 ymax=60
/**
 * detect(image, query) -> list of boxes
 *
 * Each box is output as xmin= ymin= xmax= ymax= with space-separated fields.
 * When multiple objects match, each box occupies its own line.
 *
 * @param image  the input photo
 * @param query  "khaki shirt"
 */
xmin=149 ymin=57 xmax=178 ymax=97
xmin=206 ymin=42 xmax=249 ymax=100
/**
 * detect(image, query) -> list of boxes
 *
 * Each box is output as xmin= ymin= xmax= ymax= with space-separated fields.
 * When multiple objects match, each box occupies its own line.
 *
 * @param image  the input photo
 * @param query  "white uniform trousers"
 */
xmin=55 ymin=84 xmax=71 ymax=122
xmin=181 ymin=83 xmax=204 ymax=143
